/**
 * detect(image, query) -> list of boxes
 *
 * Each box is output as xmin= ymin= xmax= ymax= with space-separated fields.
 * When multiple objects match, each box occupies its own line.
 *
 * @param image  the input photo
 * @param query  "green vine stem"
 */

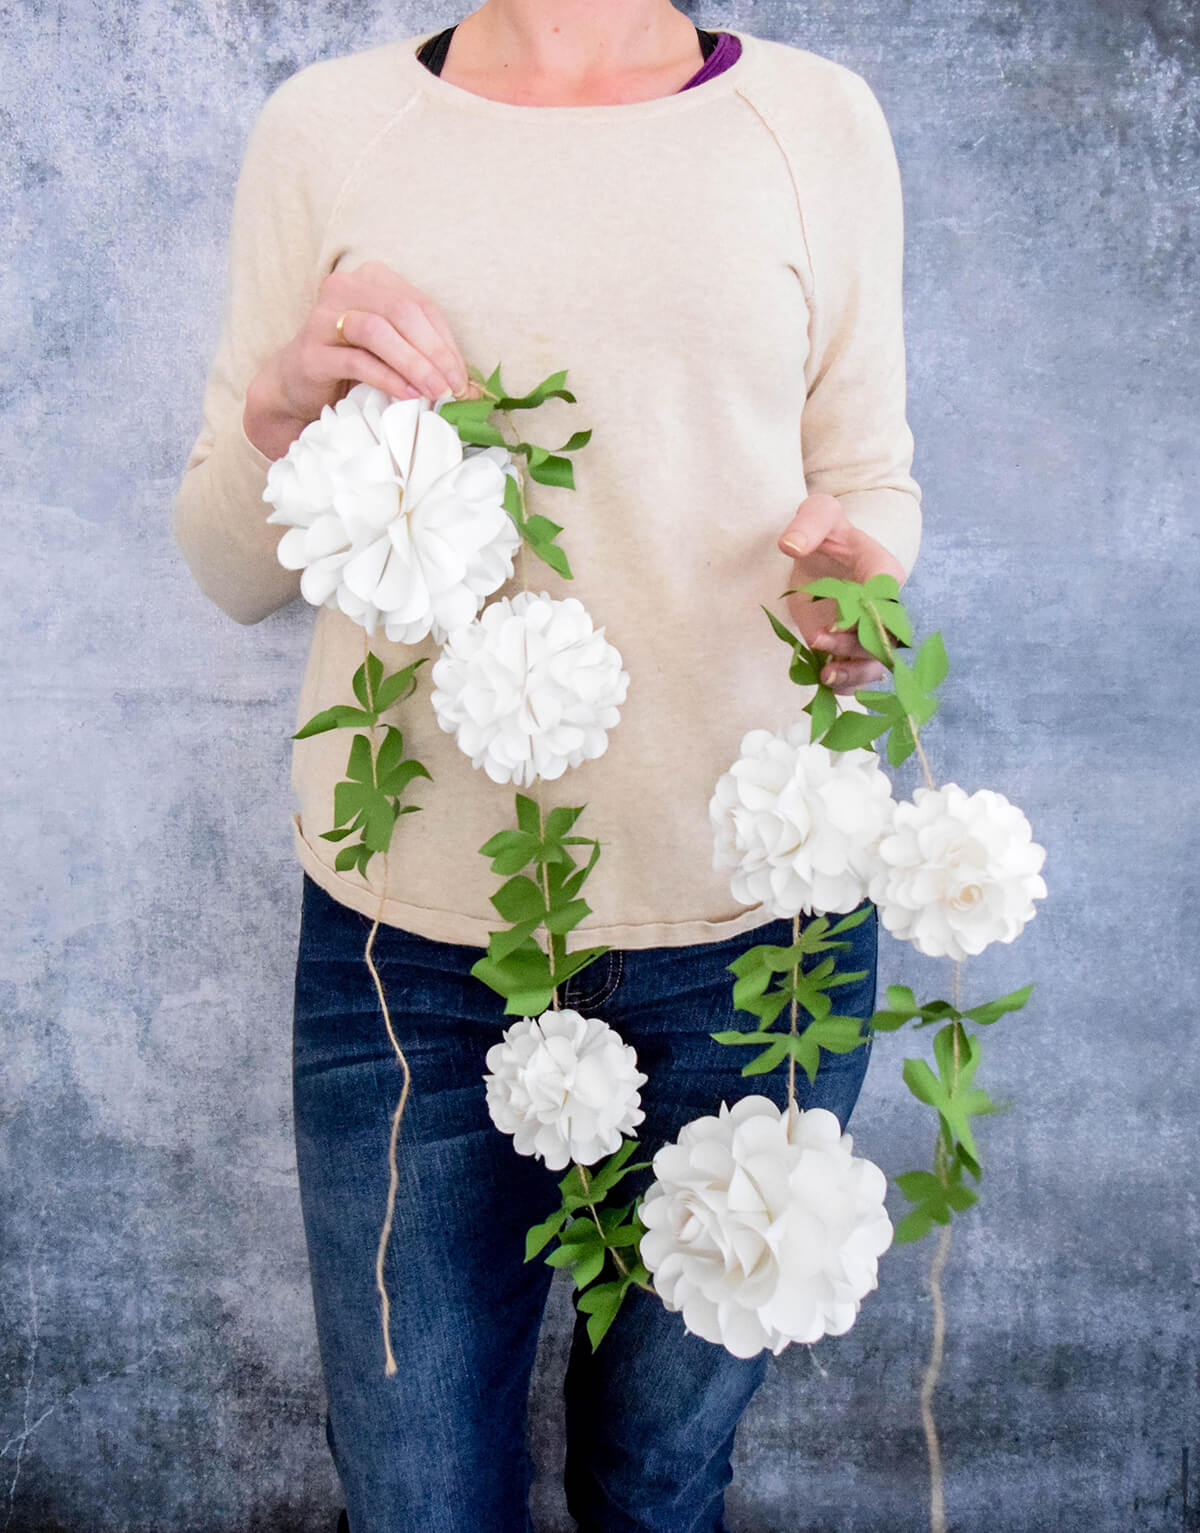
xmin=457 ymin=377 xmax=654 ymax=1348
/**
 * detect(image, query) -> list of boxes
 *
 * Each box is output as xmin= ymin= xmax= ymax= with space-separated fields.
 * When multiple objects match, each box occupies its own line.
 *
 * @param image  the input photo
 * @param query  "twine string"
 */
xmin=367 ymin=852 xmax=408 ymax=1379
xmin=349 ymin=616 xmax=413 ymax=1379
xmin=367 ymin=398 xmax=457 ymax=1374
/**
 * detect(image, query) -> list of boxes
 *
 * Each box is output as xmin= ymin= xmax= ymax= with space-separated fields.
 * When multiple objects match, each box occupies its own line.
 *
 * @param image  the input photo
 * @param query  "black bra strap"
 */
xmin=418 ymin=23 xmax=720 ymax=76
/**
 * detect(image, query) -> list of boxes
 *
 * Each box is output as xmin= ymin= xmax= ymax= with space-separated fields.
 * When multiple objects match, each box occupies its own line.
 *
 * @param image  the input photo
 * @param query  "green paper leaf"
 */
xmin=742 ymin=1040 xmax=789 ymax=1076
xmin=525 ymin=1207 xmax=567 ymax=1260
xmin=545 ymin=805 xmax=585 ymax=840
xmin=827 ymin=905 xmax=873 ymax=935
xmin=876 ymin=597 xmax=913 ymax=647
xmin=378 ymin=759 xmax=431 ymax=798
xmin=491 ymin=874 xmax=546 ymax=925
xmin=362 ymin=795 xmax=397 ymax=853
xmin=480 ymin=829 xmax=541 ymax=875
xmin=375 ymin=725 xmax=406 ymax=783
xmin=913 ymin=631 xmax=949 ymax=693
xmin=789 ymin=650 xmax=822 ymax=688
xmin=526 ymin=452 xmax=575 ymax=490
xmin=544 ymin=899 xmax=590 ymax=936
xmin=821 ymin=710 xmax=888 ymax=753
xmin=364 ymin=651 xmax=383 ymax=706
xmin=902 ymin=1057 xmax=940 ymax=1108
xmin=332 ymin=779 xmax=368 ymax=827
xmin=346 ymin=733 xmax=374 ymax=784
xmin=351 ymin=661 xmax=370 ymax=710
xmin=804 ymin=1016 xmax=869 ymax=1053
xmin=855 ymin=612 xmax=894 ymax=667
xmin=293 ymin=704 xmax=377 ymax=738
xmin=886 ymin=716 xmax=918 ymax=768
xmin=515 ymin=794 xmax=541 ymax=836
xmin=963 ymin=984 xmax=1034 ymax=1026
xmin=907 ymin=1025 xmax=998 ymax=1163
xmin=554 ymin=945 xmax=609 ymax=985
xmin=895 ymin=1170 xmax=943 ymax=1202
xmin=485 ymin=919 xmax=544 ymax=965
xmin=504 ymin=987 xmax=556 ymax=1017
xmin=334 ymin=843 xmax=363 ymax=873
xmin=763 ymin=607 xmax=800 ymax=650
xmin=570 ymin=1245 xmax=607 ymax=1290
xmin=584 ymin=1146 xmax=653 ymax=1203
xmin=530 ymin=538 xmax=573 ymax=579
xmin=862 ymin=573 xmax=902 ymax=602
xmin=375 ymin=658 xmax=427 ymax=712
xmin=805 ymin=685 xmax=839 ymax=740
xmin=892 ymin=654 xmax=925 ymax=718
xmin=524 ymin=513 xmax=563 ymax=544
xmin=786 ymin=1035 xmax=823 ymax=1084
xmin=892 ymin=1208 xmax=935 ymax=1244
xmin=579 ymin=1279 xmax=628 ymax=1350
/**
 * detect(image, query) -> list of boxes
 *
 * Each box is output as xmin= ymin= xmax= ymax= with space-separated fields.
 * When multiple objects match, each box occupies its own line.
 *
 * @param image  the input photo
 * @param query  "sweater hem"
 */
xmin=290 ymin=811 xmax=787 ymax=952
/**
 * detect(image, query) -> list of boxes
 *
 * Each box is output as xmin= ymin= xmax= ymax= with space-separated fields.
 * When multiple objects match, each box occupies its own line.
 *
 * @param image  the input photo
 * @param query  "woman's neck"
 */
xmin=439 ymin=0 xmax=706 ymax=107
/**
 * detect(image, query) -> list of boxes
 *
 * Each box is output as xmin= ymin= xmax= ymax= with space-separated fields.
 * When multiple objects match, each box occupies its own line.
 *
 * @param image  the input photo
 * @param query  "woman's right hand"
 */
xmin=242 ymin=260 xmax=478 ymax=461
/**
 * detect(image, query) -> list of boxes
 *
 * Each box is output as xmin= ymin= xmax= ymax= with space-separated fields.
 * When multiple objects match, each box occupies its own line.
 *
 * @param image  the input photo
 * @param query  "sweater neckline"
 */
xmin=397 ymin=25 xmax=756 ymax=122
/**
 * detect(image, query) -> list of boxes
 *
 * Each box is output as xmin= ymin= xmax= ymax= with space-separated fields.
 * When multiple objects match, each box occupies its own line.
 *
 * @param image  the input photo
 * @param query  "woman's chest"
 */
xmin=317 ymin=102 xmax=813 ymax=414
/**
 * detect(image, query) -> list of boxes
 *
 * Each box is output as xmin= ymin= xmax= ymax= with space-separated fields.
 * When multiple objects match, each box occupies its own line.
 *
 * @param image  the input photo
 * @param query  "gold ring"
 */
xmin=335 ymin=311 xmax=349 ymax=345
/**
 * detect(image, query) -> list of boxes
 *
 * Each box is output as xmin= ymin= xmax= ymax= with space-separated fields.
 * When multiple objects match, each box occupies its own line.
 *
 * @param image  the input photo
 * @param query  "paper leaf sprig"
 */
xmin=711 ymin=907 xmax=873 ymax=1080
xmin=470 ymin=794 xmax=609 ymax=1016
xmin=292 ymin=653 xmax=430 ymax=878
xmin=768 ymin=572 xmax=949 ymax=765
xmin=524 ymin=1138 xmax=654 ymax=1349
xmin=439 ymin=364 xmax=593 ymax=579
xmin=867 ymin=983 xmax=1031 ymax=1243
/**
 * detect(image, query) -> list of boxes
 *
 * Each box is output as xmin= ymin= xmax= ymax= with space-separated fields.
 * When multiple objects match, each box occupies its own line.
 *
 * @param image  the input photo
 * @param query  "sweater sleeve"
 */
xmin=799 ymin=70 xmax=922 ymax=580
xmin=171 ymin=76 xmax=327 ymax=625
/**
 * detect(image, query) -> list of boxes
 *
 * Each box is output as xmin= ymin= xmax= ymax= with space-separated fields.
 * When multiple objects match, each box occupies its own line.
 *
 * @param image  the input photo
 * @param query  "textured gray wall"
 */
xmin=2 ymin=0 xmax=1196 ymax=1529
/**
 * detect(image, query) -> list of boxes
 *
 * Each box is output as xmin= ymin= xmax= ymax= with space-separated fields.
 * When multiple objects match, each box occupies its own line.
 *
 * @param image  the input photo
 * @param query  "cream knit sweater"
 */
xmin=172 ymin=25 xmax=922 ymax=950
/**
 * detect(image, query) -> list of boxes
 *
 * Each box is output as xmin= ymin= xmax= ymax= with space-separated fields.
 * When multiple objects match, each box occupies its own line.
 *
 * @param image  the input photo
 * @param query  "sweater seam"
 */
xmin=316 ymin=88 xmax=425 ymax=271
xmin=732 ymin=86 xmax=816 ymax=314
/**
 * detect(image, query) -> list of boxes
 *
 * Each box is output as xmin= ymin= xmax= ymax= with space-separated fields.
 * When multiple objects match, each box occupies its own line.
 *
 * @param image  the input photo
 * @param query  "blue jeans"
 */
xmin=291 ymin=872 xmax=878 ymax=1533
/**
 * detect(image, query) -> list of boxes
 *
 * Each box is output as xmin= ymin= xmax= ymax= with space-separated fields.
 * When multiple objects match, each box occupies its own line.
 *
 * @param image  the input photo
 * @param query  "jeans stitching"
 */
xmin=565 ymin=949 xmax=622 ymax=1012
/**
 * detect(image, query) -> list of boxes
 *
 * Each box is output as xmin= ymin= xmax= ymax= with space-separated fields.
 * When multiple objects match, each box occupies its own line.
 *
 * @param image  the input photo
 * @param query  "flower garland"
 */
xmin=265 ymin=369 xmax=1046 ymax=1531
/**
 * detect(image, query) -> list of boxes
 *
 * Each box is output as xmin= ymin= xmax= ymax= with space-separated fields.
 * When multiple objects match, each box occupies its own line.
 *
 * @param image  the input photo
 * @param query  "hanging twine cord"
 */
xmin=856 ymin=605 xmax=958 ymax=1533
xmin=367 ymin=850 xmax=408 ymax=1378
xmin=352 ymin=612 xmax=414 ymax=1379
xmin=918 ymin=955 xmax=963 ymax=1533
xmin=369 ymin=389 xmax=528 ymax=1374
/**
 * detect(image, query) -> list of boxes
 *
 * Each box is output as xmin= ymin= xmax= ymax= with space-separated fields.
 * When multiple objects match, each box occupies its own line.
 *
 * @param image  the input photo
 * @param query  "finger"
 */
xmin=413 ymin=298 xmax=471 ymax=393
xmin=778 ymin=493 xmax=846 ymax=561
xmin=819 ymin=657 xmax=888 ymax=694
xmin=329 ymin=309 xmax=457 ymax=400
xmin=354 ymin=262 xmax=472 ymax=386
xmin=810 ymin=625 xmax=869 ymax=659
xmin=311 ymin=340 xmax=423 ymax=401
xmin=378 ymin=292 xmax=468 ymax=397
xmin=350 ymin=269 xmax=470 ymax=394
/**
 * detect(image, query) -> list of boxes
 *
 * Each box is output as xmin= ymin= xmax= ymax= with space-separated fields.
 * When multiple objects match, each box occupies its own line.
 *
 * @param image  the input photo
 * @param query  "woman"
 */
xmin=172 ymin=2 xmax=922 ymax=1529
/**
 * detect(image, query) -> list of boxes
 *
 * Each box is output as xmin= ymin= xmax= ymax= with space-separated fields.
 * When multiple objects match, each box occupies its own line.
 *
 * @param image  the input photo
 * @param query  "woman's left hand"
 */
xmin=777 ymin=493 xmax=907 ymax=696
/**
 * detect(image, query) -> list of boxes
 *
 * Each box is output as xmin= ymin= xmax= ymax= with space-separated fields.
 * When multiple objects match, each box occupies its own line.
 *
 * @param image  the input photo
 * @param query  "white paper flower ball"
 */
xmin=263 ymin=382 xmax=520 ymax=643
xmin=638 ymin=1096 xmax=893 ymax=1358
xmin=483 ymin=1009 xmax=648 ymax=1171
xmin=709 ymin=722 xmax=895 ymax=917
xmin=430 ymin=591 xmax=629 ymax=786
xmin=868 ymin=783 xmax=1047 ymax=960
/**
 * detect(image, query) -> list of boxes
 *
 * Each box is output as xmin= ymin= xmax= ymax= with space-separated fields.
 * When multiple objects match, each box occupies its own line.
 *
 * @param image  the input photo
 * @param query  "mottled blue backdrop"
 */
xmin=2 ymin=1 xmax=1196 ymax=1529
